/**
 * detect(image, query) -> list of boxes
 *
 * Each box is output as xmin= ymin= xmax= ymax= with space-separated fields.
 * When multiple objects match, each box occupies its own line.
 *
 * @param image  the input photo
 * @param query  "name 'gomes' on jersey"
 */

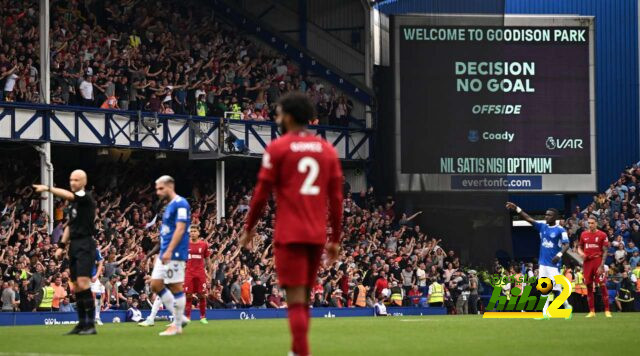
xmin=160 ymin=195 xmax=191 ymax=260
xmin=533 ymin=221 xmax=569 ymax=268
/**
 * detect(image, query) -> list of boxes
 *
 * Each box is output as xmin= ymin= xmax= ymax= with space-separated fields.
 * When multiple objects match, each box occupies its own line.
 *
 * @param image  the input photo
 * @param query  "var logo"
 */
xmin=545 ymin=137 xmax=583 ymax=150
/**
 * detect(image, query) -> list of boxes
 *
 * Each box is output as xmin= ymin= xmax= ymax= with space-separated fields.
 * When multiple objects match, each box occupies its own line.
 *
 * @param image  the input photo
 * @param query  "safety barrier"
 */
xmin=0 ymin=102 xmax=371 ymax=161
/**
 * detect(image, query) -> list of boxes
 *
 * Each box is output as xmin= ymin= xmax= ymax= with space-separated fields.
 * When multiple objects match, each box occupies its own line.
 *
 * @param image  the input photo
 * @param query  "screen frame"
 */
xmin=393 ymin=14 xmax=596 ymax=193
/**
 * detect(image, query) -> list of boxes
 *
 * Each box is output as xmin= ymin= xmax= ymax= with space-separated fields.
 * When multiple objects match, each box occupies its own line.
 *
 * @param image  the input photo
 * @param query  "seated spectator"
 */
xmin=329 ymin=289 xmax=345 ymax=308
xmin=407 ymin=285 xmax=422 ymax=306
xmin=374 ymin=297 xmax=388 ymax=316
xmin=206 ymin=289 xmax=226 ymax=309
xmin=59 ymin=297 xmax=74 ymax=312
xmin=267 ymin=288 xmax=286 ymax=309
xmin=615 ymin=244 xmax=628 ymax=266
xmin=138 ymin=293 xmax=152 ymax=310
xmin=312 ymin=293 xmax=327 ymax=308
xmin=126 ymin=300 xmax=142 ymax=322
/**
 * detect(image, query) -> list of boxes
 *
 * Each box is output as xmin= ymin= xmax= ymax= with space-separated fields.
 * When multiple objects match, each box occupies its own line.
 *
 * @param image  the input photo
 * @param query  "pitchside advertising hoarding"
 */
xmin=393 ymin=15 xmax=596 ymax=192
xmin=0 ymin=308 xmax=445 ymax=326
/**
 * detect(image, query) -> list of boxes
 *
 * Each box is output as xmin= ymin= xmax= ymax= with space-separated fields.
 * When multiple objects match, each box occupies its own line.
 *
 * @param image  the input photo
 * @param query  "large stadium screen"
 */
xmin=393 ymin=16 xmax=596 ymax=192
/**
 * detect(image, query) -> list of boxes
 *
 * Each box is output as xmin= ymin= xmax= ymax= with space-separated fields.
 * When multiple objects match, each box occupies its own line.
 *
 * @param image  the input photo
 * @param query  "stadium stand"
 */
xmin=2 ymin=151 xmax=639 ymax=315
xmin=0 ymin=153 xmax=457 ymax=313
xmin=0 ymin=0 xmax=355 ymax=126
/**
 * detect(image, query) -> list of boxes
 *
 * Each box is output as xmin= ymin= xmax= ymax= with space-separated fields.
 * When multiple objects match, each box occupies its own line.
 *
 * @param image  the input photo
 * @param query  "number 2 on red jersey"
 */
xmin=298 ymin=157 xmax=320 ymax=195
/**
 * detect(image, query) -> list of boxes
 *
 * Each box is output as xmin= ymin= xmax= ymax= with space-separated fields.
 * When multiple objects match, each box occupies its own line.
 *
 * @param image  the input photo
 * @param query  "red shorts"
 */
xmin=274 ymin=243 xmax=324 ymax=288
xmin=583 ymin=258 xmax=606 ymax=285
xmin=184 ymin=272 xmax=207 ymax=294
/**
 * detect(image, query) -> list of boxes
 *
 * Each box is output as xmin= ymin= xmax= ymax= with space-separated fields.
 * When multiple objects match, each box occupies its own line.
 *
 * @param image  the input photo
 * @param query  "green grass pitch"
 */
xmin=1 ymin=313 xmax=638 ymax=355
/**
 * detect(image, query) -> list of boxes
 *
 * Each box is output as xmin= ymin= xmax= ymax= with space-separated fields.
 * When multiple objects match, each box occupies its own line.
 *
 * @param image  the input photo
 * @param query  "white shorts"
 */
xmin=90 ymin=279 xmax=103 ymax=294
xmin=151 ymin=258 xmax=186 ymax=284
xmin=538 ymin=265 xmax=561 ymax=292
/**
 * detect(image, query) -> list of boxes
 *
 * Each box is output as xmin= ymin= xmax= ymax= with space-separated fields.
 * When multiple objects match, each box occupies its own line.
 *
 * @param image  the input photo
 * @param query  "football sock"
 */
xmin=199 ymin=295 xmax=207 ymax=318
xmin=173 ymin=291 xmax=186 ymax=330
xmin=75 ymin=290 xmax=87 ymax=327
xmin=288 ymin=303 xmax=310 ymax=356
xmin=148 ymin=295 xmax=163 ymax=320
xmin=586 ymin=283 xmax=595 ymax=312
xmin=599 ymin=283 xmax=610 ymax=312
xmin=76 ymin=288 xmax=95 ymax=327
xmin=185 ymin=294 xmax=193 ymax=319
xmin=95 ymin=295 xmax=101 ymax=319
xmin=159 ymin=288 xmax=175 ymax=315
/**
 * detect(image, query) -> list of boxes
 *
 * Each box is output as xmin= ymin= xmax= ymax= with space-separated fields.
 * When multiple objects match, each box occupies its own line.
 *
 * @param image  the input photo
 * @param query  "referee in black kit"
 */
xmin=33 ymin=169 xmax=98 ymax=335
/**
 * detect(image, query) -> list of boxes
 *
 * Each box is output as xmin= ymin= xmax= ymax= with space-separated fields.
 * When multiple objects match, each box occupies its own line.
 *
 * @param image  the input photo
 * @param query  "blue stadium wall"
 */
xmin=377 ymin=0 xmax=640 ymax=212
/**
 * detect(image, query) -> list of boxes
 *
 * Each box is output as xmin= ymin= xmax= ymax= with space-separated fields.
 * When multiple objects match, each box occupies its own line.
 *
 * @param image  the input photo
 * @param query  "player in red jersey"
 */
xmin=578 ymin=215 xmax=612 ymax=318
xmin=240 ymin=92 xmax=344 ymax=356
xmin=184 ymin=225 xmax=211 ymax=324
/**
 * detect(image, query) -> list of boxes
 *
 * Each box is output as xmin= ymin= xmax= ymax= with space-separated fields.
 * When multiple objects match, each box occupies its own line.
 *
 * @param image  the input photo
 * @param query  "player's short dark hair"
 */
xmin=277 ymin=91 xmax=315 ymax=125
xmin=588 ymin=214 xmax=598 ymax=221
xmin=548 ymin=208 xmax=559 ymax=216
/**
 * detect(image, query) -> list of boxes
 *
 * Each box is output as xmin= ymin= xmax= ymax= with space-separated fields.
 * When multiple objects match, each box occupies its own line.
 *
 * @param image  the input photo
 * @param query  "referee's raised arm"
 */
xmin=32 ymin=169 xmax=88 ymax=201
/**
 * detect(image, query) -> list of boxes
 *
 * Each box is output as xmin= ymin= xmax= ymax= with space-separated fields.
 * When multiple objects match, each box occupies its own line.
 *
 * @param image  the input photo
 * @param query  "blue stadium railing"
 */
xmin=0 ymin=102 xmax=372 ymax=161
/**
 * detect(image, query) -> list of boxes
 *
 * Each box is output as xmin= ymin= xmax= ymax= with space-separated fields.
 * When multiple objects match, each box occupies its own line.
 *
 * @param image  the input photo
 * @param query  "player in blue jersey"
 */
xmin=506 ymin=202 xmax=572 ymax=318
xmin=90 ymin=248 xmax=105 ymax=325
xmin=149 ymin=175 xmax=191 ymax=336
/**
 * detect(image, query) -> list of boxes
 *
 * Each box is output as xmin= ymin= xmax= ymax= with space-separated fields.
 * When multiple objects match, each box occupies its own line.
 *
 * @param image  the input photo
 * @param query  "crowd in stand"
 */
xmin=560 ymin=166 xmax=640 ymax=311
xmin=2 ymin=150 xmax=639 ymax=315
xmin=0 ymin=0 xmax=355 ymax=126
xmin=0 ymin=154 xmax=468 ymax=316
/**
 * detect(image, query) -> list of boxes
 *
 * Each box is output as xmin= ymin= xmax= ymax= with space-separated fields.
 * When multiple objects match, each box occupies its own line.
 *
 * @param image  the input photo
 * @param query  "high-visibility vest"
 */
xmin=40 ymin=286 xmax=55 ymax=309
xmin=390 ymin=287 xmax=403 ymax=306
xmin=355 ymin=285 xmax=367 ymax=307
xmin=231 ymin=104 xmax=242 ymax=119
xmin=196 ymin=102 xmax=207 ymax=117
xmin=575 ymin=271 xmax=587 ymax=296
xmin=633 ymin=268 xmax=640 ymax=292
xmin=129 ymin=35 xmax=141 ymax=48
xmin=428 ymin=283 xmax=444 ymax=303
